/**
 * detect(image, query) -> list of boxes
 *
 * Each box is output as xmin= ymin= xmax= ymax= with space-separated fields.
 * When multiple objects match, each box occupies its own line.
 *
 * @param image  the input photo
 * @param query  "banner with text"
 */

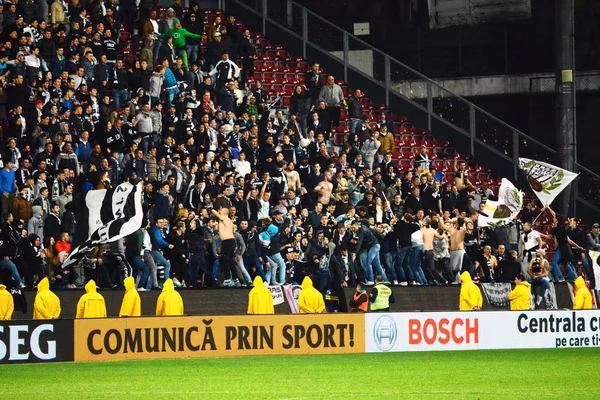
xmin=74 ymin=314 xmax=364 ymax=362
xmin=366 ymin=310 xmax=600 ymax=353
xmin=480 ymin=283 xmax=513 ymax=308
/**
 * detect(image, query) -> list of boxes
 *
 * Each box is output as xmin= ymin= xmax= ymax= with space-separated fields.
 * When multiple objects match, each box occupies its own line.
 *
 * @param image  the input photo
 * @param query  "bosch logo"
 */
xmin=373 ymin=315 xmax=397 ymax=352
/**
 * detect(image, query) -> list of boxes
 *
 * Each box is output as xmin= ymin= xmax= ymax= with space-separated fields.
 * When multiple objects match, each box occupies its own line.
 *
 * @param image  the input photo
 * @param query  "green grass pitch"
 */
xmin=1 ymin=349 xmax=599 ymax=399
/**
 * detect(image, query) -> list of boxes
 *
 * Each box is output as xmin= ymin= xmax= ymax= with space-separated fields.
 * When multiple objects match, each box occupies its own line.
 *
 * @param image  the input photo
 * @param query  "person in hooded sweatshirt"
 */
xmin=507 ymin=274 xmax=531 ymax=311
xmin=76 ymin=279 xmax=107 ymax=318
xmin=119 ymin=276 xmax=141 ymax=317
xmin=33 ymin=277 xmax=61 ymax=319
xmin=247 ymin=276 xmax=274 ymax=315
xmin=573 ymin=276 xmax=592 ymax=310
xmin=298 ymin=276 xmax=325 ymax=313
xmin=156 ymin=278 xmax=184 ymax=316
xmin=459 ymin=271 xmax=482 ymax=311
xmin=0 ymin=284 xmax=14 ymax=320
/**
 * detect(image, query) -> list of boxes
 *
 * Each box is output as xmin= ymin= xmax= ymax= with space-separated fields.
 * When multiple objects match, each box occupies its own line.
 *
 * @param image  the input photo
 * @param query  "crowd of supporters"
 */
xmin=0 ymin=0 xmax=597 ymax=314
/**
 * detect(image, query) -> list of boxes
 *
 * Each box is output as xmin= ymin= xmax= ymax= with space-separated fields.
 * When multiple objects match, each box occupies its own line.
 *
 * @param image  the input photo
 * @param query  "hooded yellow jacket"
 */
xmin=119 ymin=276 xmax=141 ymax=317
xmin=0 ymin=284 xmax=14 ymax=320
xmin=508 ymin=281 xmax=531 ymax=311
xmin=76 ymin=280 xmax=107 ymax=318
xmin=459 ymin=271 xmax=483 ymax=311
xmin=573 ymin=277 xmax=592 ymax=310
xmin=156 ymin=279 xmax=184 ymax=316
xmin=247 ymin=276 xmax=275 ymax=314
xmin=33 ymin=277 xmax=61 ymax=319
xmin=298 ymin=277 xmax=325 ymax=313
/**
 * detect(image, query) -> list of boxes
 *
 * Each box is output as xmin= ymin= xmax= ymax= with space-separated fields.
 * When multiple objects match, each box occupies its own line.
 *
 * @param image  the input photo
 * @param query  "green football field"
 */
xmin=1 ymin=349 xmax=598 ymax=399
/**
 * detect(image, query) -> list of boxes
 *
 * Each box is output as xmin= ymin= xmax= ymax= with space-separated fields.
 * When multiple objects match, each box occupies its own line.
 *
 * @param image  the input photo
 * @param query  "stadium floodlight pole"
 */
xmin=555 ymin=0 xmax=575 ymax=217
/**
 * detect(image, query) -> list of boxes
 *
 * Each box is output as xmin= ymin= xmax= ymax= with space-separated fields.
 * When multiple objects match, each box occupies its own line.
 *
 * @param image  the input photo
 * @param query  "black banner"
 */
xmin=0 ymin=320 xmax=74 ymax=364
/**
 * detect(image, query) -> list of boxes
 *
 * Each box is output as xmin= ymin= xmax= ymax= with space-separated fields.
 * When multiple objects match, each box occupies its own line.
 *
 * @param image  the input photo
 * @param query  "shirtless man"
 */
xmin=313 ymin=170 xmax=333 ymax=205
xmin=284 ymin=162 xmax=301 ymax=192
xmin=211 ymin=206 xmax=239 ymax=287
xmin=440 ymin=217 xmax=467 ymax=283
xmin=421 ymin=217 xmax=448 ymax=284
xmin=453 ymin=158 xmax=474 ymax=192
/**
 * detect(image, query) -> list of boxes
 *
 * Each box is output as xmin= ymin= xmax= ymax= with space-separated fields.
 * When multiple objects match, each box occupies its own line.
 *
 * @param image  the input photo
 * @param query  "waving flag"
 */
xmin=478 ymin=178 xmax=523 ymax=227
xmin=64 ymin=182 xmax=143 ymax=267
xmin=518 ymin=158 xmax=578 ymax=205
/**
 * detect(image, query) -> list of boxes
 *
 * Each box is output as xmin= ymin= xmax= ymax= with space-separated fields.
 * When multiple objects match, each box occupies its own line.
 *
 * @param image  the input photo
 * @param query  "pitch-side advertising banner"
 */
xmin=366 ymin=310 xmax=600 ymax=353
xmin=74 ymin=314 xmax=364 ymax=362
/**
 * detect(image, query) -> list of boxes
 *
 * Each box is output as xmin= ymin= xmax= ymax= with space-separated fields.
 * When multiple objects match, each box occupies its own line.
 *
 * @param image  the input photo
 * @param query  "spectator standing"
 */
xmin=318 ymin=75 xmax=344 ymax=133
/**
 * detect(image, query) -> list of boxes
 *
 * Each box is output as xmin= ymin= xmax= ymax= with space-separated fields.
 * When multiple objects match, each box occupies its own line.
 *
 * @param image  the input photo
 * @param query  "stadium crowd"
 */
xmin=0 ymin=0 xmax=597 ymax=315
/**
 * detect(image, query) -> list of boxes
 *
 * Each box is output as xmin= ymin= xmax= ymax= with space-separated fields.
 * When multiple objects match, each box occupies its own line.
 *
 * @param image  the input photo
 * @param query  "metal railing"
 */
xmin=224 ymin=0 xmax=599 ymax=218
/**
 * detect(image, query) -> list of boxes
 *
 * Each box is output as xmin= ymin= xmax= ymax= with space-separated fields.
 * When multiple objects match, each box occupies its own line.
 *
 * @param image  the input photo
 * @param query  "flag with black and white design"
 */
xmin=518 ymin=158 xmax=578 ymax=206
xmin=63 ymin=182 xmax=143 ymax=267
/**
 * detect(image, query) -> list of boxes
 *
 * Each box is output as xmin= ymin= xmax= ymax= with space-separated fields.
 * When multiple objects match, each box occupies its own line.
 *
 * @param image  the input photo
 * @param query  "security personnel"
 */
xmin=349 ymin=282 xmax=369 ymax=312
xmin=369 ymin=275 xmax=395 ymax=312
xmin=76 ymin=280 xmax=107 ymax=318
xmin=247 ymin=276 xmax=274 ymax=314
xmin=573 ymin=276 xmax=593 ymax=310
xmin=156 ymin=278 xmax=184 ymax=316
xmin=119 ymin=276 xmax=141 ymax=317
xmin=33 ymin=277 xmax=61 ymax=319
xmin=0 ymin=284 xmax=14 ymax=320
xmin=507 ymin=274 xmax=531 ymax=311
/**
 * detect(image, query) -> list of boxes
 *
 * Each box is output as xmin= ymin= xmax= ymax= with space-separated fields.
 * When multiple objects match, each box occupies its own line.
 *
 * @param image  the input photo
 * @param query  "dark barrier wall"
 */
xmin=13 ymin=284 xmax=575 ymax=320
xmin=0 ymin=320 xmax=74 ymax=363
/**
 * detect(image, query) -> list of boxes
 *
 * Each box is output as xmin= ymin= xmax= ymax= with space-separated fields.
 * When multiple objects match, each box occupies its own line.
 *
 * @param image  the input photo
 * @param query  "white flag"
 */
xmin=478 ymin=178 xmax=523 ymax=227
xmin=518 ymin=158 xmax=578 ymax=206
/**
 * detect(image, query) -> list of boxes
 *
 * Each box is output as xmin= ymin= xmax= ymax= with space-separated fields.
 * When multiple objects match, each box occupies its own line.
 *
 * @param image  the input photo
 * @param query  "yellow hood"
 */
xmin=37 ymin=277 xmax=50 ymax=293
xmin=460 ymin=271 xmax=472 ymax=284
xmin=575 ymin=276 xmax=586 ymax=290
xmin=163 ymin=278 xmax=175 ymax=292
xmin=124 ymin=276 xmax=135 ymax=291
xmin=253 ymin=276 xmax=264 ymax=286
xmin=519 ymin=281 xmax=531 ymax=288
xmin=85 ymin=279 xmax=97 ymax=293
xmin=0 ymin=284 xmax=6 ymax=291
xmin=301 ymin=276 xmax=314 ymax=290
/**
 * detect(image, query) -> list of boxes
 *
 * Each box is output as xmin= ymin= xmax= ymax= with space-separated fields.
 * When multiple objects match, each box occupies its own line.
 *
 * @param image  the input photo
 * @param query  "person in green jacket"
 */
xmin=157 ymin=19 xmax=202 ymax=70
xmin=125 ymin=228 xmax=150 ymax=290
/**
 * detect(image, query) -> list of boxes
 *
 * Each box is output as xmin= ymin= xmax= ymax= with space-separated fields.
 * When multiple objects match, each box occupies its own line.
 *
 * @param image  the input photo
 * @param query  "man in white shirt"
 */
xmin=519 ymin=221 xmax=542 ymax=279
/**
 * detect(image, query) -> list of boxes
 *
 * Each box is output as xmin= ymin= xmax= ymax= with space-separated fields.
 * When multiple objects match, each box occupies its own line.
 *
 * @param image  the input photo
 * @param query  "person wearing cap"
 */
xmin=157 ymin=19 xmax=202 ymax=71
xmin=587 ymin=223 xmax=600 ymax=252
xmin=183 ymin=12 xmax=203 ymax=66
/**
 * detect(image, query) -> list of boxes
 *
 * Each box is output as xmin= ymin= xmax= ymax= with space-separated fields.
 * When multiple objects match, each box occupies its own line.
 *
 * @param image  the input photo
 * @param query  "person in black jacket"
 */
xmin=327 ymin=242 xmax=348 ymax=312
xmin=290 ymin=85 xmax=311 ymax=137
xmin=306 ymin=62 xmax=322 ymax=110
xmin=168 ymin=220 xmax=192 ymax=287
xmin=43 ymin=203 xmax=61 ymax=242
xmin=187 ymin=218 xmax=213 ymax=288
xmin=238 ymin=28 xmax=255 ymax=89
xmin=0 ymin=214 xmax=26 ymax=288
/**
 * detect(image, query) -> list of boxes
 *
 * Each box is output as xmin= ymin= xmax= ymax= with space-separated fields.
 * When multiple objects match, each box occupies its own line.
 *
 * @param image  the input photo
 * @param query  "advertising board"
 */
xmin=0 ymin=320 xmax=74 ymax=364
xmin=366 ymin=310 xmax=600 ymax=353
xmin=74 ymin=313 xmax=365 ymax=361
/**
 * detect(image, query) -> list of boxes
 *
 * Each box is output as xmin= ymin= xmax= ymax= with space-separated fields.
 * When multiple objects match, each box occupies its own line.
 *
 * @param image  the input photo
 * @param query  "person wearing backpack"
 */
xmin=259 ymin=222 xmax=286 ymax=286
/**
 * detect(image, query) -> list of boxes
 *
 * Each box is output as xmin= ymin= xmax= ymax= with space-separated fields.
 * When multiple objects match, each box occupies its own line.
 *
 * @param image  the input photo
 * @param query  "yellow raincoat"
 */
xmin=156 ymin=278 xmax=184 ymax=316
xmin=573 ymin=277 xmax=592 ymax=310
xmin=459 ymin=271 xmax=483 ymax=311
xmin=33 ymin=277 xmax=61 ymax=319
xmin=247 ymin=276 xmax=274 ymax=314
xmin=119 ymin=276 xmax=141 ymax=317
xmin=0 ymin=284 xmax=14 ymax=320
xmin=76 ymin=280 xmax=107 ymax=318
xmin=298 ymin=277 xmax=325 ymax=313
xmin=508 ymin=280 xmax=531 ymax=310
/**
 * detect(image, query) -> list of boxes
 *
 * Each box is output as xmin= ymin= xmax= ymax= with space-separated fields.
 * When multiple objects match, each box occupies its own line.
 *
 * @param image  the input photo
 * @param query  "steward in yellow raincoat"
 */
xmin=507 ymin=274 xmax=531 ymax=311
xmin=156 ymin=278 xmax=184 ymax=316
xmin=459 ymin=271 xmax=483 ymax=311
xmin=0 ymin=284 xmax=14 ymax=320
xmin=119 ymin=276 xmax=141 ymax=317
xmin=573 ymin=276 xmax=592 ymax=309
xmin=33 ymin=277 xmax=61 ymax=319
xmin=247 ymin=276 xmax=274 ymax=314
xmin=298 ymin=276 xmax=325 ymax=313
xmin=76 ymin=280 xmax=107 ymax=318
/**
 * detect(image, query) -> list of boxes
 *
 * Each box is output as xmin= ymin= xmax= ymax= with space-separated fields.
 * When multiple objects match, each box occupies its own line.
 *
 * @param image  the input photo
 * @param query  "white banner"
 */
xmin=478 ymin=178 xmax=523 ymax=227
xmin=518 ymin=158 xmax=578 ymax=206
xmin=267 ymin=285 xmax=285 ymax=306
xmin=284 ymin=284 xmax=303 ymax=313
xmin=480 ymin=283 xmax=513 ymax=308
xmin=366 ymin=310 xmax=600 ymax=353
